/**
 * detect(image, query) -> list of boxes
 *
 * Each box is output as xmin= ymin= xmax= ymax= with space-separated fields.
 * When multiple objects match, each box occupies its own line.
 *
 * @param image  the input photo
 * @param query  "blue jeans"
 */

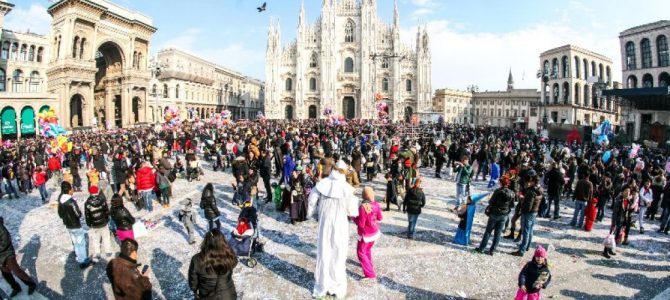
xmin=68 ymin=228 xmax=89 ymax=264
xmin=456 ymin=183 xmax=467 ymax=208
xmin=570 ymin=200 xmax=587 ymax=228
xmin=478 ymin=214 xmax=508 ymax=252
xmin=38 ymin=184 xmax=49 ymax=203
xmin=544 ymin=194 xmax=561 ymax=218
xmin=4 ymin=179 xmax=19 ymax=198
xmin=141 ymin=190 xmax=154 ymax=212
xmin=407 ymin=214 xmax=419 ymax=238
xmin=518 ymin=213 xmax=536 ymax=253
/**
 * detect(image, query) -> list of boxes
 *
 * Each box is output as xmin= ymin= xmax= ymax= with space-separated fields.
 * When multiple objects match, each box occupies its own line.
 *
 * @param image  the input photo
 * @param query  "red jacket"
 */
xmin=135 ymin=166 xmax=155 ymax=191
xmin=33 ymin=171 xmax=47 ymax=186
xmin=48 ymin=157 xmax=61 ymax=171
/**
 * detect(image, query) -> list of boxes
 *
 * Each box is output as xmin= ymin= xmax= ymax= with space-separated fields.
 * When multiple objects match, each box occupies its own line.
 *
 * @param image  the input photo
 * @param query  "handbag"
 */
xmin=132 ymin=221 xmax=148 ymax=238
xmin=603 ymin=234 xmax=616 ymax=250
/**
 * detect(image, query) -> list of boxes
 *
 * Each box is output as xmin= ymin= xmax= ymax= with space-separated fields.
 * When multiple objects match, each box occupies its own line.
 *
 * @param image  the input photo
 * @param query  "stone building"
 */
xmin=471 ymin=71 xmax=539 ymax=129
xmin=147 ymin=48 xmax=264 ymax=123
xmin=539 ymin=45 xmax=620 ymax=128
xmin=264 ymin=0 xmax=432 ymax=121
xmin=432 ymin=88 xmax=472 ymax=124
xmin=0 ymin=2 xmax=59 ymax=139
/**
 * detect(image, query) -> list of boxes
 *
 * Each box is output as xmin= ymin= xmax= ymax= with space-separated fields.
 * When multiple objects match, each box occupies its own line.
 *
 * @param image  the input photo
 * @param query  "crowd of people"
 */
xmin=0 ymin=118 xmax=668 ymax=299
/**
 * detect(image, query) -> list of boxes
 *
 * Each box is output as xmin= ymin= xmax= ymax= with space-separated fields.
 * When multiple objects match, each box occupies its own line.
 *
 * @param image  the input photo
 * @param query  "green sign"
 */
xmin=21 ymin=107 xmax=35 ymax=134
xmin=1 ymin=108 xmax=16 ymax=135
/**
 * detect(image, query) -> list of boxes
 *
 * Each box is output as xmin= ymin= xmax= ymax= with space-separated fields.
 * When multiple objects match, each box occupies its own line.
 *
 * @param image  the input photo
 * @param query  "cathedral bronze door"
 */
xmin=343 ymin=97 xmax=355 ymax=119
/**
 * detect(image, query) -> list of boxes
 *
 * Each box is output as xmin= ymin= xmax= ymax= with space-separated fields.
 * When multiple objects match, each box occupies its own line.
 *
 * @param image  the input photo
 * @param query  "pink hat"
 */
xmin=534 ymin=245 xmax=547 ymax=258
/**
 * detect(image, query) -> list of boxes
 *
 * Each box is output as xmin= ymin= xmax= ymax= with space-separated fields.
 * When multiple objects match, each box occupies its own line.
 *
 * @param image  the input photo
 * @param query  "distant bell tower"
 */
xmin=507 ymin=69 xmax=514 ymax=91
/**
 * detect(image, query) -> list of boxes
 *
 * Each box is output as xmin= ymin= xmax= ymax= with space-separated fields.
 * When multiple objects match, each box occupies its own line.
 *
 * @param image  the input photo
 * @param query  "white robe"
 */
xmin=307 ymin=171 xmax=359 ymax=298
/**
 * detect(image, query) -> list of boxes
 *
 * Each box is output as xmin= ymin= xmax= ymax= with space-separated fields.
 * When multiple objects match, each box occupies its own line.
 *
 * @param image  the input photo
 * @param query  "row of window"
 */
xmin=543 ymin=56 xmax=611 ymax=81
xmin=474 ymin=100 xmax=528 ymax=106
xmin=151 ymin=83 xmax=218 ymax=102
xmin=625 ymin=35 xmax=669 ymax=70
xmin=474 ymin=108 xmax=527 ymax=118
xmin=285 ymin=77 xmax=413 ymax=92
xmin=542 ymin=81 xmax=619 ymax=111
xmin=0 ymin=69 xmax=41 ymax=92
xmin=1 ymin=41 xmax=44 ymax=62
xmin=626 ymin=72 xmax=670 ymax=89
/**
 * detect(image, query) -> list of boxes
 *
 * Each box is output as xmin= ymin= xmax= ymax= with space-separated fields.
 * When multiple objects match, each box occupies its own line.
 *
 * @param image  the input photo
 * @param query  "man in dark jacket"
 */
xmin=112 ymin=152 xmax=128 ymax=193
xmin=258 ymin=150 xmax=273 ymax=203
xmin=512 ymin=175 xmax=543 ymax=256
xmin=434 ymin=141 xmax=447 ymax=178
xmin=570 ymin=172 xmax=593 ymax=228
xmin=58 ymin=181 xmax=93 ymax=268
xmin=0 ymin=217 xmax=37 ymax=297
xmin=403 ymin=178 xmax=426 ymax=239
xmin=544 ymin=162 xmax=565 ymax=219
xmin=476 ymin=176 xmax=516 ymax=255
xmin=107 ymin=239 xmax=152 ymax=300
xmin=85 ymin=185 xmax=111 ymax=262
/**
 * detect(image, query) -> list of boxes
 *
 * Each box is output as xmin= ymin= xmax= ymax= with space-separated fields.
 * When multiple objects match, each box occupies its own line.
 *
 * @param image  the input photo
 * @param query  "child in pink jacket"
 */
xmin=353 ymin=187 xmax=383 ymax=279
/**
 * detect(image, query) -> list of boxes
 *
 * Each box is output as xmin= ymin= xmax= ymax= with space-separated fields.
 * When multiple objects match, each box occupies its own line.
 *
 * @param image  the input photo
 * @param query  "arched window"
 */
xmin=151 ymin=84 xmax=157 ymax=96
xmin=625 ymin=41 xmax=636 ymax=70
xmin=72 ymin=36 xmax=79 ymax=58
xmin=175 ymin=84 xmax=180 ymax=98
xmin=561 ymin=56 xmax=569 ymax=78
xmin=498 ymin=109 xmax=501 ymax=117
xmin=309 ymin=77 xmax=317 ymax=91
xmin=381 ymin=57 xmax=389 ymax=69
xmin=574 ymin=83 xmax=580 ymax=106
xmin=163 ymin=84 xmax=169 ymax=98
xmin=583 ymin=84 xmax=590 ymax=105
xmin=659 ymin=72 xmax=669 ymax=87
xmin=10 ymin=42 xmax=18 ymax=60
xmin=1 ymin=42 xmax=8 ymax=59
xmin=543 ymin=60 xmax=549 ymax=76
xmin=79 ymin=38 xmax=86 ymax=59
xmin=627 ymin=75 xmax=638 ymax=88
xmin=574 ymin=56 xmax=580 ymax=78
xmin=583 ymin=59 xmax=588 ymax=79
xmin=606 ymin=66 xmax=611 ymax=83
xmin=598 ymin=64 xmax=604 ymax=80
xmin=642 ymin=73 xmax=653 ymax=88
xmin=641 ymin=38 xmax=652 ymax=68
xmin=406 ymin=79 xmax=412 ymax=92
xmin=552 ymin=83 xmax=559 ymax=104
xmin=658 ymin=35 xmax=669 ymax=67
xmin=20 ymin=44 xmax=27 ymax=61
xmin=0 ymin=68 xmax=5 ymax=92
xmin=37 ymin=47 xmax=43 ymax=62
xmin=12 ymin=69 xmax=23 ymax=92
xmin=285 ymin=78 xmax=293 ymax=91
xmin=551 ymin=58 xmax=558 ymax=78
xmin=310 ymin=52 xmax=318 ymax=68
xmin=345 ymin=20 xmax=355 ymax=43
xmin=562 ymin=82 xmax=569 ymax=104
xmin=29 ymin=71 xmax=39 ymax=92
xmin=591 ymin=61 xmax=596 ymax=77
xmin=28 ymin=46 xmax=35 ymax=62
xmin=344 ymin=57 xmax=354 ymax=73
xmin=382 ymin=78 xmax=389 ymax=92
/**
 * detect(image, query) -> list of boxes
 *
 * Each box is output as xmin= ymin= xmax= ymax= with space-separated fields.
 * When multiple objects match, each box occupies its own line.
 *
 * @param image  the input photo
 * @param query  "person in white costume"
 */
xmin=307 ymin=160 xmax=360 ymax=299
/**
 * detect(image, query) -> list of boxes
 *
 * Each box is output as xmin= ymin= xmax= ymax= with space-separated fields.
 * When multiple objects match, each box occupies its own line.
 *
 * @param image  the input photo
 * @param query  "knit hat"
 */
xmin=534 ymin=245 xmax=547 ymax=258
xmin=89 ymin=185 xmax=99 ymax=195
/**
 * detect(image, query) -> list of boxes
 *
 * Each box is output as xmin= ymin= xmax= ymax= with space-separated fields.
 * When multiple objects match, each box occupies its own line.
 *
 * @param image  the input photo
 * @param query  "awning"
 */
xmin=602 ymin=87 xmax=670 ymax=110
xmin=1 ymin=107 xmax=17 ymax=135
xmin=21 ymin=107 xmax=35 ymax=134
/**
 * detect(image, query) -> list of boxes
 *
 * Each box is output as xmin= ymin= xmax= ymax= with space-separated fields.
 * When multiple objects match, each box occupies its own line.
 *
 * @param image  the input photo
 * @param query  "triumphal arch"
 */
xmin=46 ymin=0 xmax=156 ymax=129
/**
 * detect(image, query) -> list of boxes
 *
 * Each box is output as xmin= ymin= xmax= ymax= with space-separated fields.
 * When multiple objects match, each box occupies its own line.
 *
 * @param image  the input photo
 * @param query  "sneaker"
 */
xmin=474 ymin=248 xmax=484 ymax=254
xmin=511 ymin=251 xmax=524 ymax=257
xmin=602 ymin=249 xmax=611 ymax=259
xmin=486 ymin=250 xmax=494 ymax=256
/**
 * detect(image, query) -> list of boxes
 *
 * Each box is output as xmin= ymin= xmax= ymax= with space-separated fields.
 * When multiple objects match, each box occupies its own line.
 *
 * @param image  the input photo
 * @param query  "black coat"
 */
xmin=188 ymin=254 xmax=237 ymax=300
xmin=545 ymin=168 xmax=565 ymax=196
xmin=85 ymin=195 xmax=110 ymax=229
xmin=518 ymin=260 xmax=552 ymax=294
xmin=404 ymin=188 xmax=426 ymax=215
xmin=58 ymin=195 xmax=82 ymax=229
xmin=93 ymin=155 xmax=106 ymax=173
xmin=488 ymin=187 xmax=515 ymax=216
xmin=111 ymin=206 xmax=135 ymax=231
xmin=113 ymin=158 xmax=128 ymax=183
xmin=258 ymin=156 xmax=272 ymax=178
xmin=0 ymin=217 xmax=15 ymax=265
xmin=200 ymin=190 xmax=221 ymax=220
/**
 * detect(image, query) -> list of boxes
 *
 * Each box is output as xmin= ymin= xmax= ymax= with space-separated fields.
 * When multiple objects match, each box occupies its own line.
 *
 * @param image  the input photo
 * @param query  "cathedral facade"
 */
xmin=264 ymin=0 xmax=431 ymax=121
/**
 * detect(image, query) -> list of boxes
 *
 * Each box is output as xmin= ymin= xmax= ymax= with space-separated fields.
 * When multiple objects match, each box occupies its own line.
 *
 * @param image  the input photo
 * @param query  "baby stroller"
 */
xmin=228 ymin=217 xmax=259 ymax=268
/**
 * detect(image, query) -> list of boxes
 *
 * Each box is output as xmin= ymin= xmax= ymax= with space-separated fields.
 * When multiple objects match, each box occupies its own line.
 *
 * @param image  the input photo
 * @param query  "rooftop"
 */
xmin=620 ymin=20 xmax=670 ymax=37
xmin=49 ymin=0 xmax=154 ymax=29
xmin=540 ymin=44 xmax=613 ymax=63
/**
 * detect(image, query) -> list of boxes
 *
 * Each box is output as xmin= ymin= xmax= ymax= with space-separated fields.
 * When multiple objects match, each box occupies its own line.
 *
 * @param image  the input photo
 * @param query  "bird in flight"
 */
xmin=257 ymin=2 xmax=267 ymax=12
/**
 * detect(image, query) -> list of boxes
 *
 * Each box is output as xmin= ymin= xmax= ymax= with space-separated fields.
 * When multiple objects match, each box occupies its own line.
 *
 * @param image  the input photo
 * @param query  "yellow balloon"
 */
xmin=47 ymin=111 xmax=55 ymax=118
xmin=67 ymin=142 xmax=73 ymax=152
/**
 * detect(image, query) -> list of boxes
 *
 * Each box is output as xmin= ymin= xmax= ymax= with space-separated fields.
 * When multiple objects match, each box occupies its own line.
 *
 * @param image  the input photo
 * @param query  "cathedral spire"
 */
xmin=298 ymin=0 xmax=305 ymax=29
xmin=393 ymin=0 xmax=399 ymax=28
xmin=507 ymin=68 xmax=514 ymax=91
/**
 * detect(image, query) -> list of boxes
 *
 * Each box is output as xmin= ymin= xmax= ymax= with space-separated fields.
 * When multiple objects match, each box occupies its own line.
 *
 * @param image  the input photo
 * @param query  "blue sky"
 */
xmin=6 ymin=0 xmax=670 ymax=91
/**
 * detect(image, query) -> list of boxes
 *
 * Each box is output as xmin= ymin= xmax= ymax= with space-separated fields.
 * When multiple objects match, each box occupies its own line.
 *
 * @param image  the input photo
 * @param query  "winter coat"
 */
xmin=0 ymin=217 xmax=15 ymax=266
xmin=47 ymin=157 xmax=61 ymax=171
xmin=113 ymin=158 xmax=128 ymax=183
xmin=135 ymin=166 xmax=155 ymax=191
xmin=490 ymin=163 xmax=500 ymax=180
xmin=111 ymin=206 xmax=135 ymax=231
xmin=58 ymin=194 xmax=82 ymax=229
xmin=85 ymin=194 xmax=110 ymax=229
xmin=455 ymin=164 xmax=473 ymax=185
xmin=404 ymin=188 xmax=426 ymax=215
xmin=188 ymin=253 xmax=237 ymax=300
xmin=487 ymin=187 xmax=516 ymax=216
xmin=92 ymin=155 xmax=106 ymax=173
xmin=520 ymin=186 xmax=543 ymax=214
xmin=259 ymin=156 xmax=272 ymax=178
xmin=518 ymin=260 xmax=552 ymax=294
xmin=545 ymin=168 xmax=565 ymax=196
xmin=200 ymin=189 xmax=221 ymax=220
xmin=106 ymin=254 xmax=152 ymax=300
xmin=574 ymin=179 xmax=593 ymax=202
xmin=354 ymin=201 xmax=383 ymax=239
xmin=33 ymin=170 xmax=47 ymax=186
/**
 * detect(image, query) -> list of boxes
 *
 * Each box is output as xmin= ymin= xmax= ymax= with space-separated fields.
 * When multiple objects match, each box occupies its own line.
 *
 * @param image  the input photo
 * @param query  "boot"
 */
xmin=503 ymin=232 xmax=515 ymax=239
xmin=602 ymin=248 xmax=611 ymax=259
xmin=607 ymin=248 xmax=617 ymax=256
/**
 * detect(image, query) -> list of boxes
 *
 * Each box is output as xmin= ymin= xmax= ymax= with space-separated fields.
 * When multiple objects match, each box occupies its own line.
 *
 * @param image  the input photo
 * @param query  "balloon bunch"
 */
xmin=376 ymin=101 xmax=389 ymax=120
xmin=593 ymin=120 xmax=612 ymax=147
xmin=37 ymin=108 xmax=67 ymax=138
xmin=326 ymin=115 xmax=346 ymax=126
xmin=221 ymin=110 xmax=232 ymax=125
xmin=48 ymin=135 xmax=73 ymax=154
xmin=256 ymin=111 xmax=266 ymax=121
xmin=322 ymin=107 xmax=333 ymax=117
xmin=629 ymin=143 xmax=640 ymax=159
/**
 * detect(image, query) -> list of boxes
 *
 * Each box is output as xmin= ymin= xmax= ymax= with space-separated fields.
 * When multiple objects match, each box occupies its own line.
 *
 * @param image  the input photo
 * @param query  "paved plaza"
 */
xmin=0 ymin=159 xmax=669 ymax=300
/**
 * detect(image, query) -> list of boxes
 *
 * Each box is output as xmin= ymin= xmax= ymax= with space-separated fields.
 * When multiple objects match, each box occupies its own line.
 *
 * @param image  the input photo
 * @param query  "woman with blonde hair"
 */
xmin=353 ymin=186 xmax=383 ymax=279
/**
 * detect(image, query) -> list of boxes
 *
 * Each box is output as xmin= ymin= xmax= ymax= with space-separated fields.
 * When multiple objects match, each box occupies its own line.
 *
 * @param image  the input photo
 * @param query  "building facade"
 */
xmin=472 ymin=71 xmax=539 ymax=129
xmin=618 ymin=20 xmax=670 ymax=141
xmin=539 ymin=45 xmax=620 ymax=129
xmin=432 ymin=88 xmax=472 ymax=124
xmin=147 ymin=48 xmax=264 ymax=123
xmin=264 ymin=0 xmax=432 ymax=121
xmin=0 ymin=21 xmax=60 ymax=139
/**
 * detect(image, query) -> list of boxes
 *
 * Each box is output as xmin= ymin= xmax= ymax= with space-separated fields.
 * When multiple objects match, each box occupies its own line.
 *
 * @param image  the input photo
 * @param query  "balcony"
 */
xmin=337 ymin=71 xmax=359 ymax=82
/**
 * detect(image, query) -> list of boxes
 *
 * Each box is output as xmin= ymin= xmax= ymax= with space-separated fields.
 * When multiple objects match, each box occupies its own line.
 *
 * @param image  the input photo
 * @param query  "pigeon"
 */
xmin=257 ymin=2 xmax=267 ymax=12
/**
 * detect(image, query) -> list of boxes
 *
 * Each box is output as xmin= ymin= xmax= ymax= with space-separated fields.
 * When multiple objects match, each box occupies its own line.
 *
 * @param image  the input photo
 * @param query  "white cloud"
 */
xmin=409 ymin=0 xmax=441 ymax=20
xmin=402 ymin=20 xmax=624 ymax=91
xmin=4 ymin=4 xmax=52 ymax=35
